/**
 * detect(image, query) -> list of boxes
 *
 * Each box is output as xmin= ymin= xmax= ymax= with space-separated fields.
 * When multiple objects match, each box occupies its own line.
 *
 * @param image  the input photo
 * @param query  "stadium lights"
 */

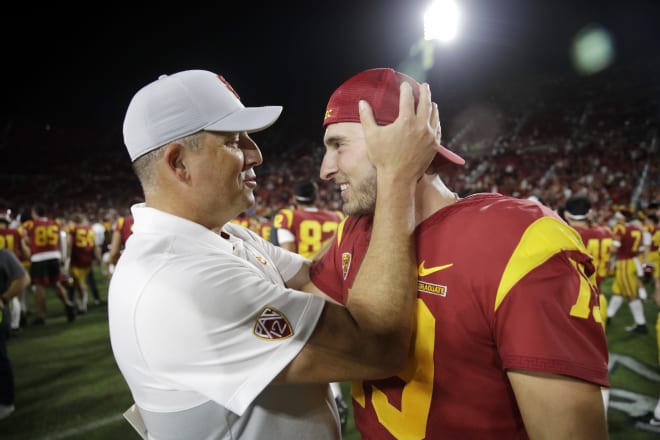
xmin=424 ymin=0 xmax=461 ymax=43
xmin=397 ymin=0 xmax=461 ymax=81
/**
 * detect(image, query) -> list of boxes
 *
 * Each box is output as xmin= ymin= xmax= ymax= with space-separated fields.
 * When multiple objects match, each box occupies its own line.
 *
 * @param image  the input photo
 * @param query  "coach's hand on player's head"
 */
xmin=358 ymin=81 xmax=439 ymax=183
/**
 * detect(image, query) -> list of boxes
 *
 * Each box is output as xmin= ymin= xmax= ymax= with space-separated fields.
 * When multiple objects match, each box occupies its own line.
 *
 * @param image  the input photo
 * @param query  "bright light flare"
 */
xmin=571 ymin=24 xmax=615 ymax=75
xmin=424 ymin=0 xmax=461 ymax=43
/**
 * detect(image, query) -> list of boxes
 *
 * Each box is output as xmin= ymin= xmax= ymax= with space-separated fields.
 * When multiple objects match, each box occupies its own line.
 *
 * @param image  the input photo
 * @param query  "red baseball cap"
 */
xmin=323 ymin=68 xmax=465 ymax=166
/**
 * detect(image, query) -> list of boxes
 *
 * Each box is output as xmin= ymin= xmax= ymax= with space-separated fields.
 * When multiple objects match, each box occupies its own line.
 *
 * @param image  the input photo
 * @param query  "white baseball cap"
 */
xmin=123 ymin=70 xmax=283 ymax=161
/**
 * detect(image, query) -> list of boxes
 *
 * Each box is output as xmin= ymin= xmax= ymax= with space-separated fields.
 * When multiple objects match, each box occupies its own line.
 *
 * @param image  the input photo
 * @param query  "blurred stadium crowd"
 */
xmin=0 ymin=64 xmax=657 ymax=237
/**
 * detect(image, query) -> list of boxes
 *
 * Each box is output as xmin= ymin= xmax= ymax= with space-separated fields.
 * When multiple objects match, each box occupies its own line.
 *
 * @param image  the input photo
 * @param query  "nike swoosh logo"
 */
xmin=418 ymin=261 xmax=454 ymax=276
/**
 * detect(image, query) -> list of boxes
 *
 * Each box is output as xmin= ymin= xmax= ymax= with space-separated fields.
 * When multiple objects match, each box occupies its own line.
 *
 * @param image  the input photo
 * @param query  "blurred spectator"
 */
xmin=0 ymin=249 xmax=30 ymax=420
xmin=272 ymin=180 xmax=344 ymax=258
xmin=21 ymin=205 xmax=76 ymax=325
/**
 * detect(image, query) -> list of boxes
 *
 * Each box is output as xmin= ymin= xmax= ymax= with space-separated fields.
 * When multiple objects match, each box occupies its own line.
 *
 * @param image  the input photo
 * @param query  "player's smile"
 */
xmin=339 ymin=183 xmax=349 ymax=200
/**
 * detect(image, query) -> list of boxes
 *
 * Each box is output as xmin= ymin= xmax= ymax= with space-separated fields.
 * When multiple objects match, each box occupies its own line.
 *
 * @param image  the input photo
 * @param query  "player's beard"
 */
xmin=343 ymin=168 xmax=377 ymax=216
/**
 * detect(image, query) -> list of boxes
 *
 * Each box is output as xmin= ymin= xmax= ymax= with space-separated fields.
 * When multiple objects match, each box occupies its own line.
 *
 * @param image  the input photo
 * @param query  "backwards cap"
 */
xmin=564 ymin=196 xmax=592 ymax=221
xmin=294 ymin=180 xmax=318 ymax=203
xmin=322 ymin=68 xmax=465 ymax=166
xmin=123 ymin=70 xmax=283 ymax=162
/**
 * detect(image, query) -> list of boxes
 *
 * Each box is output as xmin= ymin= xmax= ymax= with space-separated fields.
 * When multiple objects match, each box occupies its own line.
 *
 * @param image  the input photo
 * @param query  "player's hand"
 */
xmin=359 ymin=82 xmax=439 ymax=183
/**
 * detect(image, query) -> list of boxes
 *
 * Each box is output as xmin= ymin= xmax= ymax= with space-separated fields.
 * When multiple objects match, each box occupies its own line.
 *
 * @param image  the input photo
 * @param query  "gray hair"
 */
xmin=132 ymin=132 xmax=205 ymax=189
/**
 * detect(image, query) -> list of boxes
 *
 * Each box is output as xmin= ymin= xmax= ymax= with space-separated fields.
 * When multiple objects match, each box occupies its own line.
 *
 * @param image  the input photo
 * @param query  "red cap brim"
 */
xmin=437 ymin=144 xmax=465 ymax=165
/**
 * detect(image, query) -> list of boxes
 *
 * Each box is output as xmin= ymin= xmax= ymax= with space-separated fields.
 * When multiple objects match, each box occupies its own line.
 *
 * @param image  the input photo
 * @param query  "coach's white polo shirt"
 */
xmin=109 ymin=205 xmax=339 ymax=439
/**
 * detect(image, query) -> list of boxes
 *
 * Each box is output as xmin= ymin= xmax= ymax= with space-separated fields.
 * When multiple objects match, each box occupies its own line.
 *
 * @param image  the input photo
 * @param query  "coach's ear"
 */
xmin=162 ymin=142 xmax=191 ymax=184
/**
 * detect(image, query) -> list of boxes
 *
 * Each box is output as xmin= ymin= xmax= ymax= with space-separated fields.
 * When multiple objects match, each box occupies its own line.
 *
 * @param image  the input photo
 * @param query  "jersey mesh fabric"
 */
xmin=311 ymin=193 xmax=609 ymax=439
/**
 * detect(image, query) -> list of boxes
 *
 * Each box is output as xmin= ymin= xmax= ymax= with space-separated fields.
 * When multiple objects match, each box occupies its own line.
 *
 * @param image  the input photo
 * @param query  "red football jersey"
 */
xmin=645 ymin=223 xmax=659 ymax=253
xmin=273 ymin=208 xmax=344 ymax=258
xmin=229 ymin=214 xmax=252 ymax=229
xmin=613 ymin=223 xmax=643 ymax=259
xmin=255 ymin=222 xmax=272 ymax=242
xmin=68 ymin=224 xmax=95 ymax=268
xmin=114 ymin=216 xmax=135 ymax=247
xmin=0 ymin=227 xmax=26 ymax=260
xmin=21 ymin=218 xmax=63 ymax=257
xmin=571 ymin=224 xmax=614 ymax=285
xmin=311 ymin=193 xmax=609 ymax=439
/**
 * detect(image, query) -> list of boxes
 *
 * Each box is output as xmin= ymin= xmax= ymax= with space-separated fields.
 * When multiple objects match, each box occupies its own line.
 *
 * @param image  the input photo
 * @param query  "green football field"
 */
xmin=1 ymin=268 xmax=658 ymax=439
